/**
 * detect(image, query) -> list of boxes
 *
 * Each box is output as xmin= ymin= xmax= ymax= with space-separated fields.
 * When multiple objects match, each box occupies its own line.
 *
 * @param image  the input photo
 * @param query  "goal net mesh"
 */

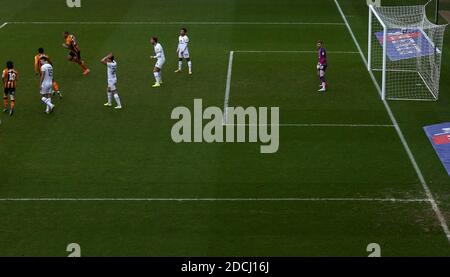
xmin=369 ymin=4 xmax=447 ymax=100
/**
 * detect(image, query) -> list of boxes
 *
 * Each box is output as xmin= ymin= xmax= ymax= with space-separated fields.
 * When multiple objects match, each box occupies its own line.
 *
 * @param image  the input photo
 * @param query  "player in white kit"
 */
xmin=150 ymin=37 xmax=165 ymax=88
xmin=39 ymin=56 xmax=55 ymax=114
xmin=174 ymin=28 xmax=192 ymax=75
xmin=101 ymin=53 xmax=122 ymax=109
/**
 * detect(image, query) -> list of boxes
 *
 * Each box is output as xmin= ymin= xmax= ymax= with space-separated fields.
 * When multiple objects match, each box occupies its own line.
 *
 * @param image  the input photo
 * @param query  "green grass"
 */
xmin=0 ymin=0 xmax=450 ymax=256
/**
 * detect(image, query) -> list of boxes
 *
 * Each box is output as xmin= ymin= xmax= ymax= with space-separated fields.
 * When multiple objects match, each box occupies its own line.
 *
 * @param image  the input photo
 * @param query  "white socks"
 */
xmin=41 ymin=97 xmax=54 ymax=112
xmin=154 ymin=72 xmax=162 ymax=83
xmin=179 ymin=61 xmax=192 ymax=72
xmin=114 ymin=93 xmax=122 ymax=107
xmin=107 ymin=92 xmax=121 ymax=107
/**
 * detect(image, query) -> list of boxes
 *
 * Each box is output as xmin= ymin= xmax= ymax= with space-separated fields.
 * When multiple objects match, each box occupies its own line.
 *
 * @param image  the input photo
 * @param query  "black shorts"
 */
xmin=4 ymin=88 xmax=15 ymax=96
xmin=69 ymin=50 xmax=81 ymax=60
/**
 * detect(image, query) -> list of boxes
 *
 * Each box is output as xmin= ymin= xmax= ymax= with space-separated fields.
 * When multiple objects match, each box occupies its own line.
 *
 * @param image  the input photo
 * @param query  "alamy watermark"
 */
xmin=67 ymin=243 xmax=81 ymax=257
xmin=66 ymin=0 xmax=82 ymax=8
xmin=171 ymin=99 xmax=280 ymax=154
xmin=367 ymin=243 xmax=381 ymax=257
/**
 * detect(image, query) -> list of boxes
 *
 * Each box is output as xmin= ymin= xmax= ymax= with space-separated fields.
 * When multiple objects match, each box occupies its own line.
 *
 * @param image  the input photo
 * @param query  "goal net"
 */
xmin=368 ymin=3 xmax=447 ymax=101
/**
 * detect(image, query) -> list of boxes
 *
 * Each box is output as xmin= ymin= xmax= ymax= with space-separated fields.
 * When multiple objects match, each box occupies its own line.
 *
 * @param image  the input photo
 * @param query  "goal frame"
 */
xmin=368 ymin=4 xmax=388 ymax=100
xmin=367 ymin=3 xmax=446 ymax=101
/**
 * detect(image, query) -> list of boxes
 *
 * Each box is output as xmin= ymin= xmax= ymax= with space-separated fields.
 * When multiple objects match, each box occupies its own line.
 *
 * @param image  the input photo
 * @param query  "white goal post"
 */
xmin=368 ymin=3 xmax=447 ymax=101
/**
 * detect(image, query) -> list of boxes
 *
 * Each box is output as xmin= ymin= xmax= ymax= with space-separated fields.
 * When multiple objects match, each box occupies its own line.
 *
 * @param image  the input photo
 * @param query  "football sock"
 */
xmin=154 ymin=72 xmax=161 ymax=83
xmin=188 ymin=61 xmax=192 ymax=72
xmin=114 ymin=93 xmax=122 ymax=107
xmin=178 ymin=61 xmax=183 ymax=70
xmin=42 ymin=97 xmax=50 ymax=112
xmin=3 ymin=96 xmax=8 ymax=109
xmin=107 ymin=92 xmax=113 ymax=104
xmin=10 ymin=99 xmax=15 ymax=110
xmin=80 ymin=63 xmax=88 ymax=71
xmin=322 ymin=82 xmax=326 ymax=89
xmin=48 ymin=98 xmax=54 ymax=108
xmin=41 ymin=97 xmax=54 ymax=109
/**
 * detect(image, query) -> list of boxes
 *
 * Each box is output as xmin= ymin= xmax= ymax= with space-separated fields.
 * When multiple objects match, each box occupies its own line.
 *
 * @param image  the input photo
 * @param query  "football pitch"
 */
xmin=1 ymin=0 xmax=450 ymax=256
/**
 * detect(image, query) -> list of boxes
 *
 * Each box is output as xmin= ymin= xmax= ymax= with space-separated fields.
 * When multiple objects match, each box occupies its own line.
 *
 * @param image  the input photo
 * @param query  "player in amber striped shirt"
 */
xmin=34 ymin=48 xmax=62 ymax=98
xmin=62 ymin=32 xmax=90 ymax=76
xmin=2 ymin=61 xmax=18 ymax=116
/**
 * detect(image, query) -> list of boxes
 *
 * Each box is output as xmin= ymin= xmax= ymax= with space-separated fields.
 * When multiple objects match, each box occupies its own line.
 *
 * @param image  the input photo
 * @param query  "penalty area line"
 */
xmin=226 ymin=124 xmax=395 ymax=128
xmin=223 ymin=51 xmax=234 ymax=124
xmin=0 ymin=22 xmax=8 ymax=29
xmin=8 ymin=21 xmax=346 ymax=26
xmin=0 ymin=197 xmax=431 ymax=203
xmin=234 ymin=50 xmax=359 ymax=54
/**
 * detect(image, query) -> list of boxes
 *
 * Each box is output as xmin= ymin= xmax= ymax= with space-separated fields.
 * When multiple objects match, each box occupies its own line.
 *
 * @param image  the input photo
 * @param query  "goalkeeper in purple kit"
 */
xmin=316 ymin=40 xmax=327 ymax=92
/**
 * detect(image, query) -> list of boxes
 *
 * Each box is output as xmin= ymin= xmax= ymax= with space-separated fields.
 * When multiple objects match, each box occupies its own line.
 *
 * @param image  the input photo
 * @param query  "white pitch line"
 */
xmin=0 ymin=22 xmax=8 ymax=29
xmin=335 ymin=0 xmax=450 ymax=242
xmin=8 ymin=21 xmax=346 ymax=26
xmin=226 ymin=124 xmax=395 ymax=128
xmin=234 ymin=50 xmax=359 ymax=54
xmin=0 ymin=198 xmax=431 ymax=203
xmin=223 ymin=51 xmax=234 ymax=124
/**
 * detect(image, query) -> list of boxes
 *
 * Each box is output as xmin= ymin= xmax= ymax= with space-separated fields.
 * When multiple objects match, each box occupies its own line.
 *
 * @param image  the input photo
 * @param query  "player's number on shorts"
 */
xmin=367 ymin=243 xmax=381 ymax=257
xmin=66 ymin=243 xmax=81 ymax=257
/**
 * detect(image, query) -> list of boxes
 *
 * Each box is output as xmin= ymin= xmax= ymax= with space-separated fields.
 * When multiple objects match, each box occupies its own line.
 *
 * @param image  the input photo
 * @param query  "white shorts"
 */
xmin=178 ymin=49 xmax=190 ymax=59
xmin=108 ymin=79 xmax=117 ymax=91
xmin=40 ymin=83 xmax=52 ymax=95
xmin=155 ymin=58 xmax=165 ymax=69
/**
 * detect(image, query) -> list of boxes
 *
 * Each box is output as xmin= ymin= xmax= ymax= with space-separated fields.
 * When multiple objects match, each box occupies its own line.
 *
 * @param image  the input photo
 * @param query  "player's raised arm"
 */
xmin=101 ymin=53 xmax=113 ymax=65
